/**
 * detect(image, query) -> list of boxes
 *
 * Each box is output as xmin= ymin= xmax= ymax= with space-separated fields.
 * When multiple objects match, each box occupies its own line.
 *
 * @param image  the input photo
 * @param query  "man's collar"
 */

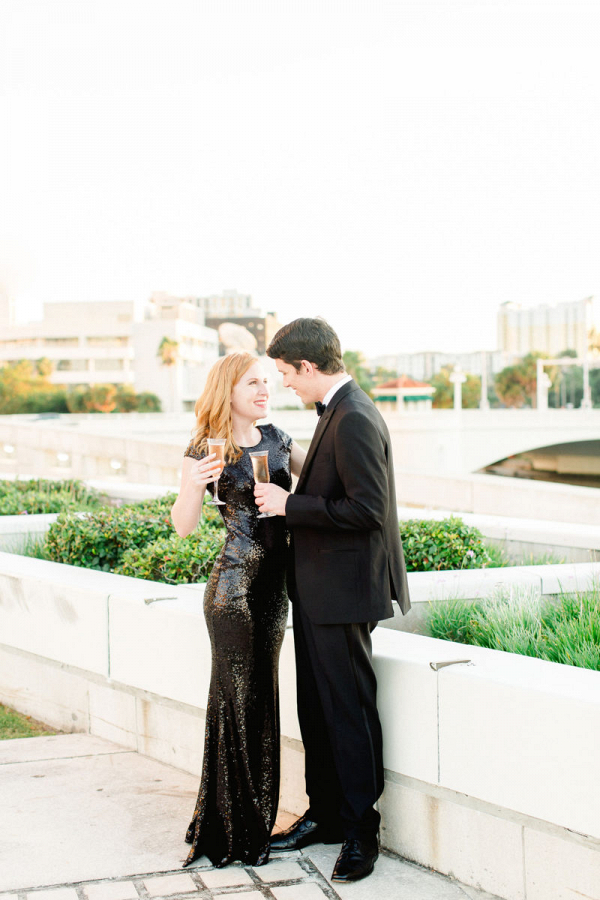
xmin=321 ymin=373 xmax=352 ymax=407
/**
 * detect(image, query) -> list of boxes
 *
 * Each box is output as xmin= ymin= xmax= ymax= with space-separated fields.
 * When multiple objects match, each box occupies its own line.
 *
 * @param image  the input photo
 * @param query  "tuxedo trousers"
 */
xmin=291 ymin=598 xmax=384 ymax=841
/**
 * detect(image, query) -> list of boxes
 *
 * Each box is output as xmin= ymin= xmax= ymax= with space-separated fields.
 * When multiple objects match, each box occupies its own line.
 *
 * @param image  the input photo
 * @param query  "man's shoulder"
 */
xmin=337 ymin=386 xmax=383 ymax=421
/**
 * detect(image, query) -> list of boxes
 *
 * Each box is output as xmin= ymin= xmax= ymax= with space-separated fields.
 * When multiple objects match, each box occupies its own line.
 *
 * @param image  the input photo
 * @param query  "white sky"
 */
xmin=1 ymin=0 xmax=599 ymax=358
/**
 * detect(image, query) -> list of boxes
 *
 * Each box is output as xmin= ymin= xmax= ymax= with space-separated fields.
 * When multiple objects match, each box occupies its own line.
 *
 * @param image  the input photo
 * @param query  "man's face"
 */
xmin=275 ymin=359 xmax=318 ymax=405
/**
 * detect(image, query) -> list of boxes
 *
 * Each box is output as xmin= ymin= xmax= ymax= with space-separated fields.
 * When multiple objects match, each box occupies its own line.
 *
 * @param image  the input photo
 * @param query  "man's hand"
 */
xmin=254 ymin=483 xmax=290 ymax=517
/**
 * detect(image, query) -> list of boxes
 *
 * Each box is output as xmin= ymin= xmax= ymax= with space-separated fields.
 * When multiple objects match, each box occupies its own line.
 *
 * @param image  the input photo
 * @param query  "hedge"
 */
xmin=44 ymin=493 xmax=225 ymax=578
xmin=0 ymin=479 xmax=101 ymax=516
xmin=400 ymin=516 xmax=491 ymax=571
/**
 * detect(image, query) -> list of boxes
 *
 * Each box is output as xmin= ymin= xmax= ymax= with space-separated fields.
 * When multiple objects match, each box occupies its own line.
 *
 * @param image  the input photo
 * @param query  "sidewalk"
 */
xmin=0 ymin=734 xmax=501 ymax=900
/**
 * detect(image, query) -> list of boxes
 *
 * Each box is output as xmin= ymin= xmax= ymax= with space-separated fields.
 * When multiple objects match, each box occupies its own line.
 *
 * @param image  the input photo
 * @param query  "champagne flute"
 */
xmin=250 ymin=449 xmax=275 ymax=518
xmin=207 ymin=438 xmax=226 ymax=506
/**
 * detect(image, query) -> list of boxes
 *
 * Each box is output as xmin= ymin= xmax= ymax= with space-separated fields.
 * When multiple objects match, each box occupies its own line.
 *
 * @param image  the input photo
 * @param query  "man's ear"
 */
xmin=300 ymin=360 xmax=316 ymax=376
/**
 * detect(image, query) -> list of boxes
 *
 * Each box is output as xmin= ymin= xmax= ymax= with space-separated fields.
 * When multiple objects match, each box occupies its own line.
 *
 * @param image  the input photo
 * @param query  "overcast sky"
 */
xmin=1 ymin=0 xmax=599 ymax=358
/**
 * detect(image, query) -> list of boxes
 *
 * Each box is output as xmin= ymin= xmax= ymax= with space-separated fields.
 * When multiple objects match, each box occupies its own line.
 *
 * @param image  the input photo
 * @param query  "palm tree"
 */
xmin=157 ymin=336 xmax=179 ymax=412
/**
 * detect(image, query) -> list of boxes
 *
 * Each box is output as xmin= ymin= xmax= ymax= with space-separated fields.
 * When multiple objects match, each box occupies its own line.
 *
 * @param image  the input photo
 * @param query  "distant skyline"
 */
xmin=2 ymin=1 xmax=599 ymax=358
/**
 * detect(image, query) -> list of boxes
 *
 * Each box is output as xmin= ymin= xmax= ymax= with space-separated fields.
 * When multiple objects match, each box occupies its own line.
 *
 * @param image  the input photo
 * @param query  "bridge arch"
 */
xmin=477 ymin=439 xmax=600 ymax=483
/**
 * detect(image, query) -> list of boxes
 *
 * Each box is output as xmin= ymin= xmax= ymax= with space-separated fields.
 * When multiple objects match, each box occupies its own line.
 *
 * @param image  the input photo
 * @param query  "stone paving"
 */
xmin=0 ymin=854 xmax=502 ymax=900
xmin=0 ymin=734 xmax=501 ymax=900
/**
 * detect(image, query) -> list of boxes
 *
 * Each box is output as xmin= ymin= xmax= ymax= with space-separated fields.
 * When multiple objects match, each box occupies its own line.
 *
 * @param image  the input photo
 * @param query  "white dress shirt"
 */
xmin=321 ymin=373 xmax=353 ymax=407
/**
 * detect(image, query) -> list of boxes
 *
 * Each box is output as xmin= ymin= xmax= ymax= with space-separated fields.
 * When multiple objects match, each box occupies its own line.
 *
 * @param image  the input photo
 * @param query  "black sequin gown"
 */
xmin=182 ymin=423 xmax=292 ymax=868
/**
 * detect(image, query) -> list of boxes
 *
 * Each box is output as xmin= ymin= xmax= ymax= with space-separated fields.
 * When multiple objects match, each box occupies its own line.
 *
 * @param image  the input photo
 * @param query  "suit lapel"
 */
xmin=295 ymin=380 xmax=359 ymax=494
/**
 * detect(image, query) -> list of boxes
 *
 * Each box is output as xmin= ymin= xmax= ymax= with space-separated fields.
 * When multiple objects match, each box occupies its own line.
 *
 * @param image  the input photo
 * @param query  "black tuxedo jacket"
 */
xmin=285 ymin=380 xmax=411 ymax=624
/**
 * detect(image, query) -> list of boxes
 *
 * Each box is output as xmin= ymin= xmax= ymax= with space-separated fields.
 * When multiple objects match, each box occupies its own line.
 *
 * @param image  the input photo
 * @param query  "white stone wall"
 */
xmin=0 ymin=552 xmax=599 ymax=898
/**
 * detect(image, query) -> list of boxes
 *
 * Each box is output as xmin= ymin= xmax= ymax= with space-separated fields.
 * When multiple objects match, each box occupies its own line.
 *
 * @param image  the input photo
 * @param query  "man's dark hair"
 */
xmin=266 ymin=317 xmax=345 ymax=374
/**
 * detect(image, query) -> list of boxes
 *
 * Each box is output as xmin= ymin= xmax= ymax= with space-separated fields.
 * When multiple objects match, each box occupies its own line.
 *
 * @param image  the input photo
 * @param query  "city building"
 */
xmin=372 ymin=376 xmax=435 ymax=413
xmin=497 ymin=296 xmax=598 ymax=357
xmin=195 ymin=289 xmax=281 ymax=355
xmin=0 ymin=292 xmax=219 ymax=413
xmin=369 ymin=349 xmax=512 ymax=381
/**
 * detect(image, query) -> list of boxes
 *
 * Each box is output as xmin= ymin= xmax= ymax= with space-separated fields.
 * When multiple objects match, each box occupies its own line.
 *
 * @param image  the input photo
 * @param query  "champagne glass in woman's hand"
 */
xmin=207 ymin=438 xmax=226 ymax=506
xmin=250 ymin=450 xmax=276 ymax=518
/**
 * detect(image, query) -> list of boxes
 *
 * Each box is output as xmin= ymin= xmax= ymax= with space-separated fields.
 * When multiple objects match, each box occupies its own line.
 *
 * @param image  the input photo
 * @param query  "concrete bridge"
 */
xmin=383 ymin=408 xmax=600 ymax=476
xmin=1 ymin=408 xmax=600 ymax=484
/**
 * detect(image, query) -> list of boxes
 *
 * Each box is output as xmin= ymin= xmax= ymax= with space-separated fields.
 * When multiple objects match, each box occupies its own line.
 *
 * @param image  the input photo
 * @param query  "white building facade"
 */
xmin=0 ymin=292 xmax=219 ymax=413
xmin=369 ymin=349 xmax=512 ymax=381
xmin=497 ymin=296 xmax=598 ymax=357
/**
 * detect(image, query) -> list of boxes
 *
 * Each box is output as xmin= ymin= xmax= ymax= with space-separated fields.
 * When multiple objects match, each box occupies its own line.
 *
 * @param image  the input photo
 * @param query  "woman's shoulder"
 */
xmin=261 ymin=422 xmax=292 ymax=450
xmin=184 ymin=440 xmax=203 ymax=460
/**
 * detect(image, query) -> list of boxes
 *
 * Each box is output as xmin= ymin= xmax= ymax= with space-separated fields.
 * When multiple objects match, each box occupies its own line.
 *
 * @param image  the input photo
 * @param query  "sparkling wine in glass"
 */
xmin=250 ymin=449 xmax=275 ymax=518
xmin=207 ymin=438 xmax=226 ymax=506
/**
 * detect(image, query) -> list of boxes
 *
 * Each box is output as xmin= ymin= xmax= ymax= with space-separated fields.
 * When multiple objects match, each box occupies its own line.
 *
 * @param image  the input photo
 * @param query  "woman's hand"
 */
xmin=189 ymin=453 xmax=224 ymax=490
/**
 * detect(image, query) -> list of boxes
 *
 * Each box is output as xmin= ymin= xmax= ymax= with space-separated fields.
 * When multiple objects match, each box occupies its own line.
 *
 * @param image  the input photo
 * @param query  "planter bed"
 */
xmin=0 ymin=550 xmax=598 ymax=900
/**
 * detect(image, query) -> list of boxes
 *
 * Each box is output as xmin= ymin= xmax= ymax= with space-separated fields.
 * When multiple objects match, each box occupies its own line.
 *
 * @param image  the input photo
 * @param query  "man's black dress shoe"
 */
xmin=331 ymin=838 xmax=379 ymax=882
xmin=270 ymin=814 xmax=343 ymax=851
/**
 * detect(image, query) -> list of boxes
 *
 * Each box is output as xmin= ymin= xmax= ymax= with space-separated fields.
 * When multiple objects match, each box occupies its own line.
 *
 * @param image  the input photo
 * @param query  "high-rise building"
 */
xmin=497 ymin=296 xmax=597 ymax=357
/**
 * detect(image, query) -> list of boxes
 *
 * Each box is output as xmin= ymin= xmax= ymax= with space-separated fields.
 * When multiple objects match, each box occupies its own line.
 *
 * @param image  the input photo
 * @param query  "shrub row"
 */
xmin=0 ymin=479 xmax=101 ymax=516
xmin=44 ymin=493 xmax=225 ymax=582
xmin=41 ymin=502 xmax=487 ymax=585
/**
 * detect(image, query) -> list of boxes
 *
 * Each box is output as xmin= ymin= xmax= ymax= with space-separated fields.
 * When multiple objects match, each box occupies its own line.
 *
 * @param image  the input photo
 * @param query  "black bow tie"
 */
xmin=315 ymin=401 xmax=326 ymax=417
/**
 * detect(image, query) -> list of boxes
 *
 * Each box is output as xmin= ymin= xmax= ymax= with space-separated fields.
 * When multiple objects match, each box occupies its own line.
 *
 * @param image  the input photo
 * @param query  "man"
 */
xmin=254 ymin=318 xmax=410 ymax=883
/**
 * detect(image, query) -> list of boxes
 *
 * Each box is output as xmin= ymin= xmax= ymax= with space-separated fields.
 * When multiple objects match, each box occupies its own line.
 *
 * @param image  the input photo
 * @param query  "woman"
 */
xmin=171 ymin=351 xmax=306 ymax=869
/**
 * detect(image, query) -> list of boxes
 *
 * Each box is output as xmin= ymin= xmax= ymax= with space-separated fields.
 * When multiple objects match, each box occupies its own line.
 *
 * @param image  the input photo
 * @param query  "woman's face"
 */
xmin=230 ymin=362 xmax=269 ymax=421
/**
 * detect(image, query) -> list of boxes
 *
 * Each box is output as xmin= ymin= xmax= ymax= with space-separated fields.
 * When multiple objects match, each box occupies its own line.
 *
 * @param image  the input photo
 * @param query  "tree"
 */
xmin=494 ymin=352 xmax=559 ymax=408
xmin=135 ymin=391 xmax=162 ymax=412
xmin=65 ymin=384 xmax=162 ymax=413
xmin=157 ymin=336 xmax=179 ymax=412
xmin=342 ymin=350 xmax=373 ymax=395
xmin=430 ymin=366 xmax=481 ymax=409
xmin=84 ymin=384 xmax=118 ymax=413
xmin=372 ymin=366 xmax=398 ymax=385
xmin=114 ymin=384 xmax=139 ymax=412
xmin=0 ymin=358 xmax=67 ymax=414
xmin=66 ymin=386 xmax=88 ymax=413
xmin=35 ymin=357 xmax=54 ymax=379
xmin=157 ymin=336 xmax=179 ymax=366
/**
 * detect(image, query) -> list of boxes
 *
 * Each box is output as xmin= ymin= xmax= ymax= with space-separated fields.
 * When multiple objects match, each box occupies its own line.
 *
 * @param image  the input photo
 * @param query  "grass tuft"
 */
xmin=483 ymin=544 xmax=566 ymax=567
xmin=0 ymin=704 xmax=57 ymax=740
xmin=426 ymin=584 xmax=600 ymax=671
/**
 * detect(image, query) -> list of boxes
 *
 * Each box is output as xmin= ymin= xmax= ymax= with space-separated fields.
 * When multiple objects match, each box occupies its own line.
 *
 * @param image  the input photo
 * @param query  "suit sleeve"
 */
xmin=285 ymin=410 xmax=389 ymax=531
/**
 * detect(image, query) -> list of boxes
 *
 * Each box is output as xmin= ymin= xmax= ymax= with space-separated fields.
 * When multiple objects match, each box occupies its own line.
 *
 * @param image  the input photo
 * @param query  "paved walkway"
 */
xmin=0 ymin=734 xmax=500 ymax=900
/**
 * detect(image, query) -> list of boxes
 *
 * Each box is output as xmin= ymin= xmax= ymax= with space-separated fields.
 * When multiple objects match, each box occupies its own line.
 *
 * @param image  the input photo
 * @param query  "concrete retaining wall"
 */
xmin=1 ymin=552 xmax=599 ymax=898
xmin=0 ymin=513 xmax=58 ymax=552
xmin=396 ymin=468 xmax=600 ymax=526
xmin=397 ymin=506 xmax=600 ymax=565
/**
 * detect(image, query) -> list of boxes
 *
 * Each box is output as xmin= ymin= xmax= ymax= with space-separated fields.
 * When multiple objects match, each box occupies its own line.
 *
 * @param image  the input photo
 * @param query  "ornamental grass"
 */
xmin=427 ymin=585 xmax=600 ymax=671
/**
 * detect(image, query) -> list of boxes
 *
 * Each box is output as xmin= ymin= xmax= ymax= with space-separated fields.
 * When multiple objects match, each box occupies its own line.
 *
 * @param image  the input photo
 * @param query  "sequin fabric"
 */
xmin=182 ymin=423 xmax=292 ymax=868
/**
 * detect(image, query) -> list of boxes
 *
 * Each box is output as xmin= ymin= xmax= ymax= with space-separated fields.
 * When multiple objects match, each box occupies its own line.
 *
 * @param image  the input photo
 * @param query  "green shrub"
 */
xmin=128 ymin=492 xmax=225 ymax=530
xmin=114 ymin=528 xmax=225 ymax=583
xmin=66 ymin=385 xmax=162 ymax=413
xmin=134 ymin=391 xmax=162 ymax=412
xmin=16 ymin=390 xmax=69 ymax=414
xmin=426 ymin=587 xmax=600 ymax=671
xmin=0 ymin=479 xmax=101 ymax=515
xmin=400 ymin=517 xmax=491 ymax=571
xmin=44 ymin=494 xmax=225 ymax=576
xmin=45 ymin=506 xmax=175 ymax=571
